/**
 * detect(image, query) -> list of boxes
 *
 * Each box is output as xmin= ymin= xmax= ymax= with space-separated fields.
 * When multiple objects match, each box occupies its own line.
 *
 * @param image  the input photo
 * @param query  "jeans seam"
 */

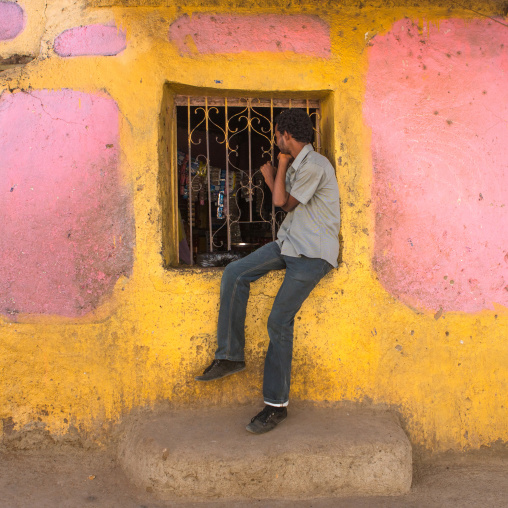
xmin=264 ymin=396 xmax=289 ymax=405
xmin=226 ymin=255 xmax=282 ymax=357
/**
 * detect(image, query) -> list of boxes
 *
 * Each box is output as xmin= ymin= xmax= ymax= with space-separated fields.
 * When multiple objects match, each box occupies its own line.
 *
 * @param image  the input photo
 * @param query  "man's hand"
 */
xmin=277 ymin=153 xmax=293 ymax=167
xmin=261 ymin=155 xmax=293 ymax=187
xmin=260 ymin=162 xmax=277 ymax=189
xmin=260 ymin=155 xmax=299 ymax=211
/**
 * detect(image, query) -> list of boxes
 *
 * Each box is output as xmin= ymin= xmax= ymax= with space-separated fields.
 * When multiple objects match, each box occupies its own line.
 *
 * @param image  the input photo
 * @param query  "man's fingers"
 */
xmin=278 ymin=153 xmax=293 ymax=163
xmin=260 ymin=163 xmax=276 ymax=185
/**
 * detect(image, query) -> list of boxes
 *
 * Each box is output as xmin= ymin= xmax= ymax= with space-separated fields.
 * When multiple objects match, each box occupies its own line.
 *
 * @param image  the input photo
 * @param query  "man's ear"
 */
xmin=283 ymin=132 xmax=292 ymax=142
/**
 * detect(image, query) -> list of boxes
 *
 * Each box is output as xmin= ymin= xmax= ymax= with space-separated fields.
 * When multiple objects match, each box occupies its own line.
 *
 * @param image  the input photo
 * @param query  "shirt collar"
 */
xmin=290 ymin=143 xmax=314 ymax=172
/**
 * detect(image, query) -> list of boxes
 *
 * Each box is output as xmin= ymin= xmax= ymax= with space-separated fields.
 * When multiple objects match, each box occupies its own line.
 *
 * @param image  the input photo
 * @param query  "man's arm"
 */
xmin=260 ymin=155 xmax=300 ymax=212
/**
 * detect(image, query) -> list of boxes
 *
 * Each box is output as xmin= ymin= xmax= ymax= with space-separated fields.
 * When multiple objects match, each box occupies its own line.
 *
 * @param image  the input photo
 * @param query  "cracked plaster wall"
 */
xmin=0 ymin=89 xmax=134 ymax=317
xmin=0 ymin=0 xmax=508 ymax=454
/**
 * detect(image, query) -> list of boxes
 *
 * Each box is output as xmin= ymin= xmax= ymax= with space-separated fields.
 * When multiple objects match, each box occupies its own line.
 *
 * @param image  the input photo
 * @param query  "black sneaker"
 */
xmin=195 ymin=359 xmax=246 ymax=381
xmin=245 ymin=405 xmax=287 ymax=434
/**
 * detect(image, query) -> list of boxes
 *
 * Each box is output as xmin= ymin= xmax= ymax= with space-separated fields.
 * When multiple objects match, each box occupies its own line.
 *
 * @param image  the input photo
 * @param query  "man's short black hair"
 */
xmin=275 ymin=109 xmax=314 ymax=144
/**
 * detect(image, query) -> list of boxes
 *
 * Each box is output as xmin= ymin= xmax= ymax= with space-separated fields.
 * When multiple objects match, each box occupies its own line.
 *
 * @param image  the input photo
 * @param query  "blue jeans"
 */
xmin=215 ymin=242 xmax=332 ymax=406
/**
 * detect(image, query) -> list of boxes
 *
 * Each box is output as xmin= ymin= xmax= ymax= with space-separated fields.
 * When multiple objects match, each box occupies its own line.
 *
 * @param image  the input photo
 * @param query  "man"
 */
xmin=196 ymin=108 xmax=341 ymax=434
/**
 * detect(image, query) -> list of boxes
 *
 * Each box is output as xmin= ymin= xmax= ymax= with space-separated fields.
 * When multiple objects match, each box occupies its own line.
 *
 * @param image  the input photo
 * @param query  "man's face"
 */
xmin=275 ymin=126 xmax=290 ymax=155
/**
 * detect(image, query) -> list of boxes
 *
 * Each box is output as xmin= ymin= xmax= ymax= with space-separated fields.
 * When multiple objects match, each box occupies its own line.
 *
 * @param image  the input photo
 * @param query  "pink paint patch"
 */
xmin=364 ymin=18 xmax=508 ymax=313
xmin=54 ymin=24 xmax=126 ymax=57
xmin=0 ymin=1 xmax=24 ymax=41
xmin=169 ymin=14 xmax=330 ymax=57
xmin=0 ymin=90 xmax=134 ymax=318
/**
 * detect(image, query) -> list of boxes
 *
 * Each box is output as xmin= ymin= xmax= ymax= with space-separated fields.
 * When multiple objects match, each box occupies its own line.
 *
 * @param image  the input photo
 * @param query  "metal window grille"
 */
xmin=175 ymin=96 xmax=321 ymax=265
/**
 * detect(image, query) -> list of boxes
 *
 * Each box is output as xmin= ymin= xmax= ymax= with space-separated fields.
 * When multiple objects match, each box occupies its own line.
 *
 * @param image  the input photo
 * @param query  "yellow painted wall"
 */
xmin=1 ymin=0 xmax=507 ymax=453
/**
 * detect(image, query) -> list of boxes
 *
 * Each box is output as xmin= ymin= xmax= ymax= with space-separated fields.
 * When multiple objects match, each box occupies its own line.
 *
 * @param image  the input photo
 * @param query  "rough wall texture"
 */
xmin=364 ymin=18 xmax=508 ymax=313
xmin=0 ymin=1 xmax=24 ymax=41
xmin=169 ymin=14 xmax=331 ymax=57
xmin=0 ymin=89 xmax=134 ymax=318
xmin=0 ymin=0 xmax=507 ymax=454
xmin=54 ymin=24 xmax=127 ymax=56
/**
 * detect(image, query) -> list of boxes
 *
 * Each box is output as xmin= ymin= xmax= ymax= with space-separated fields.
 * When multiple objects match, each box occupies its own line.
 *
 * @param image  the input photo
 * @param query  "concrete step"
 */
xmin=117 ymin=404 xmax=412 ymax=502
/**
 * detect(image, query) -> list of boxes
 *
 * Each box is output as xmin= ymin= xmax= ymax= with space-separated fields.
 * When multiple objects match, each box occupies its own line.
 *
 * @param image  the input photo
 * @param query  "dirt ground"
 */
xmin=1 ymin=445 xmax=508 ymax=508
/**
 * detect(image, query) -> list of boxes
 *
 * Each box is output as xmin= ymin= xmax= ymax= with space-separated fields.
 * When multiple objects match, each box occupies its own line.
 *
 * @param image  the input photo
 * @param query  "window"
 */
xmin=159 ymin=87 xmax=333 ymax=268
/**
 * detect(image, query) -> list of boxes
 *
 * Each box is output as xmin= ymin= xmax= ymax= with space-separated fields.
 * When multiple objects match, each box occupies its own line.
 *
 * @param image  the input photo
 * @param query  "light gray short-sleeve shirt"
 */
xmin=276 ymin=144 xmax=341 ymax=267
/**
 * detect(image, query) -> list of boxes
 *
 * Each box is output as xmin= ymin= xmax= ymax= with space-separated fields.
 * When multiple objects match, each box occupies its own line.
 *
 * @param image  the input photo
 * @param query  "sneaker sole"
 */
xmin=195 ymin=365 xmax=246 ymax=382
